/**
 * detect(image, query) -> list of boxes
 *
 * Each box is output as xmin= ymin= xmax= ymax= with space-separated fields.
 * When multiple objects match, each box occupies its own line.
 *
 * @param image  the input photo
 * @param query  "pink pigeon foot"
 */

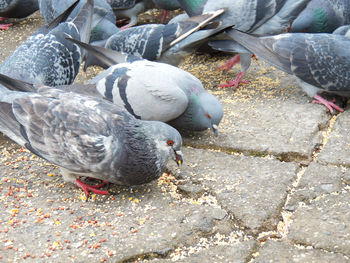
xmin=0 ymin=17 xmax=12 ymax=30
xmin=120 ymin=24 xmax=132 ymax=30
xmin=75 ymin=178 xmax=110 ymax=196
xmin=312 ymin=94 xmax=344 ymax=113
xmin=159 ymin=10 xmax=173 ymax=23
xmin=0 ymin=23 xmax=13 ymax=30
xmin=218 ymin=54 xmax=240 ymax=72
xmin=218 ymin=71 xmax=249 ymax=89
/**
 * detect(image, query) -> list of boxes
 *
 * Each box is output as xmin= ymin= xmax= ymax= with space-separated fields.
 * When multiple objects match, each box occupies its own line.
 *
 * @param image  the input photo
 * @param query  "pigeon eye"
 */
xmin=206 ymin=113 xmax=211 ymax=119
xmin=167 ymin=140 xmax=174 ymax=146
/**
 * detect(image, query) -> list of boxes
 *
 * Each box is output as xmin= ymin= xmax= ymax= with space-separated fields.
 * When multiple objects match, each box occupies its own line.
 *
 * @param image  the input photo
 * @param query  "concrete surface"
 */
xmin=0 ymin=10 xmax=349 ymax=263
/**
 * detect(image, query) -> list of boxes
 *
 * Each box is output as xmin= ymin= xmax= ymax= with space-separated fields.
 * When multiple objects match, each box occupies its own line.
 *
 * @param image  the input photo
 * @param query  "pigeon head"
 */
xmin=168 ymin=90 xmax=223 ymax=135
xmin=142 ymin=120 xmax=183 ymax=166
xmin=198 ymin=92 xmax=223 ymax=136
xmin=291 ymin=0 xmax=339 ymax=33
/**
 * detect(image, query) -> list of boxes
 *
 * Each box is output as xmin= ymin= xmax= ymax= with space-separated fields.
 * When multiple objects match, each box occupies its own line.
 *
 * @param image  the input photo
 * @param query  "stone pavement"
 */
xmin=0 ymin=12 xmax=349 ymax=263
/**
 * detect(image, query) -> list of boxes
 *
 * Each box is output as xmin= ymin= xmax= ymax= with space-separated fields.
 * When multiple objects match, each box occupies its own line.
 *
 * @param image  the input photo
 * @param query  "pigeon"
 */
xmin=0 ymin=74 xmax=183 ymax=196
xmin=152 ymin=0 xmax=181 ymax=23
xmin=291 ymin=0 xmax=350 ymax=33
xmin=177 ymin=0 xmax=310 ymax=89
xmin=0 ymin=0 xmax=39 ymax=30
xmin=225 ymin=26 xmax=350 ymax=113
xmin=0 ymin=0 xmax=93 ymax=86
xmin=107 ymin=0 xmax=156 ymax=29
xmin=84 ymin=8 xmax=225 ymax=68
xmin=39 ymin=0 xmax=119 ymax=43
xmin=22 ymin=37 xmax=222 ymax=135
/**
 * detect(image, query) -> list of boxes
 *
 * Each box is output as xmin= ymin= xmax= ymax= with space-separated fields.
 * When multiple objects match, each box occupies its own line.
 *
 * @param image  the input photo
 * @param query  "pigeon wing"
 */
xmin=10 ymin=90 xmax=125 ymax=173
xmin=92 ymin=61 xmax=189 ymax=122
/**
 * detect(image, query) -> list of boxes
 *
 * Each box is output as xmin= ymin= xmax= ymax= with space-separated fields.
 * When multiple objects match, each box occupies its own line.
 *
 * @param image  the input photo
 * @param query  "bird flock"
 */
xmin=0 ymin=0 xmax=349 ymax=197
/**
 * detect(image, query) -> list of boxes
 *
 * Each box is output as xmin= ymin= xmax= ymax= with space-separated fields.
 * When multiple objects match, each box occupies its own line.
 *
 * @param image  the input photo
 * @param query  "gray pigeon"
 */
xmin=39 ymin=0 xmax=119 ymax=43
xmin=0 ymin=0 xmax=39 ymax=29
xmin=84 ymin=8 xmax=225 ymax=68
xmin=177 ymin=0 xmax=310 ymax=89
xmin=0 ymin=74 xmax=183 ymax=196
xmin=291 ymin=0 xmax=350 ymax=33
xmin=225 ymin=26 xmax=350 ymax=112
xmin=0 ymin=0 xmax=93 ymax=86
xmin=107 ymin=0 xmax=156 ymax=29
xmin=46 ymin=38 xmax=224 ymax=134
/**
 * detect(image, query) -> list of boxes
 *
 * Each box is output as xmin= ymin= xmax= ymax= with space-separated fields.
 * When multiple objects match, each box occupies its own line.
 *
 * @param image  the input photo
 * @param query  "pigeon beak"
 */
xmin=174 ymin=150 xmax=183 ymax=166
xmin=212 ymin=124 xmax=219 ymax=136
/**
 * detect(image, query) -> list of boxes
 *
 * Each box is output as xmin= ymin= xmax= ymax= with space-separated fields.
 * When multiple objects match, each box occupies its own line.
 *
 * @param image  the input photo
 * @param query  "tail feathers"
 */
xmin=83 ymin=40 xmax=109 ymax=70
xmin=72 ymin=0 xmax=94 ymax=44
xmin=209 ymin=39 xmax=250 ymax=53
xmin=170 ymin=8 xmax=226 ymax=47
xmin=46 ymin=0 xmax=80 ymax=31
xmin=0 ymin=73 xmax=37 ymax=92
xmin=66 ymin=37 xmax=142 ymax=67
xmin=0 ymin=102 xmax=26 ymax=146
xmin=226 ymin=28 xmax=293 ymax=74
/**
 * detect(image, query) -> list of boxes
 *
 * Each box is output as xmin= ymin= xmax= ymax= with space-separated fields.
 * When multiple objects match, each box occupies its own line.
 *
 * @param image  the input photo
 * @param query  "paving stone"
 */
xmin=170 ymin=240 xmax=256 ymax=263
xmin=285 ymin=162 xmax=350 ymax=211
xmin=0 ymin=8 xmax=347 ymax=263
xmin=318 ymin=110 xmax=350 ymax=166
xmin=288 ymin=191 xmax=350 ymax=257
xmin=0 ymin=139 xmax=236 ymax=262
xmin=180 ymin=55 xmax=331 ymax=162
xmin=254 ymin=240 xmax=349 ymax=262
xmin=182 ymin=147 xmax=298 ymax=234
xmin=183 ymin=100 xmax=329 ymax=162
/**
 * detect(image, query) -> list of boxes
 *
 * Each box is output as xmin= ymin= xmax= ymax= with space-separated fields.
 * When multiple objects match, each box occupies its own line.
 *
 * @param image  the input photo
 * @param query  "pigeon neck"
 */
xmin=119 ymin=124 xmax=164 ymax=185
xmin=177 ymin=0 xmax=206 ymax=16
xmin=312 ymin=7 xmax=337 ymax=32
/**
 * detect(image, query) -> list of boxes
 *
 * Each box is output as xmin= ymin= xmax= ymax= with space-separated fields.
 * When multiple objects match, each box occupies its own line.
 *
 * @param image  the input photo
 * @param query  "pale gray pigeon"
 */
xmin=0 ymin=74 xmax=183 ymax=196
xmin=0 ymin=0 xmax=39 ymax=29
xmin=37 ymin=38 xmax=224 ymax=134
xmin=39 ymin=0 xmax=119 ymax=43
xmin=225 ymin=26 xmax=350 ymax=112
xmin=291 ymin=0 xmax=350 ymax=33
xmin=107 ymin=0 xmax=156 ymax=29
xmin=84 ymin=8 xmax=225 ymax=68
xmin=177 ymin=0 xmax=310 ymax=89
xmin=0 ymin=0 xmax=93 ymax=86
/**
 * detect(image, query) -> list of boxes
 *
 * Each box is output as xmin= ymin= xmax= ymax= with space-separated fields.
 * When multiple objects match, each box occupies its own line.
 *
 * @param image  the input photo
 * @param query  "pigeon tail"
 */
xmin=45 ymin=0 xmax=80 ymax=31
xmin=226 ymin=28 xmax=294 ymax=75
xmin=66 ymin=37 xmax=141 ymax=67
xmin=71 ymin=0 xmax=94 ymax=44
xmin=0 ymin=73 xmax=37 ymax=92
xmin=169 ymin=8 xmax=226 ymax=47
xmin=0 ymin=101 xmax=26 ymax=146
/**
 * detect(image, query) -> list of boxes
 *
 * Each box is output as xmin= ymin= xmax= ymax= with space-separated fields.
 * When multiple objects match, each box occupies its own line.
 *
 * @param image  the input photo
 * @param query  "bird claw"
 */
xmin=120 ymin=24 xmax=132 ymax=30
xmin=218 ymin=71 xmax=249 ymax=89
xmin=0 ymin=23 xmax=13 ymax=30
xmin=75 ymin=178 xmax=110 ymax=197
xmin=218 ymin=55 xmax=240 ymax=72
xmin=312 ymin=94 xmax=344 ymax=113
xmin=160 ymin=10 xmax=172 ymax=23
